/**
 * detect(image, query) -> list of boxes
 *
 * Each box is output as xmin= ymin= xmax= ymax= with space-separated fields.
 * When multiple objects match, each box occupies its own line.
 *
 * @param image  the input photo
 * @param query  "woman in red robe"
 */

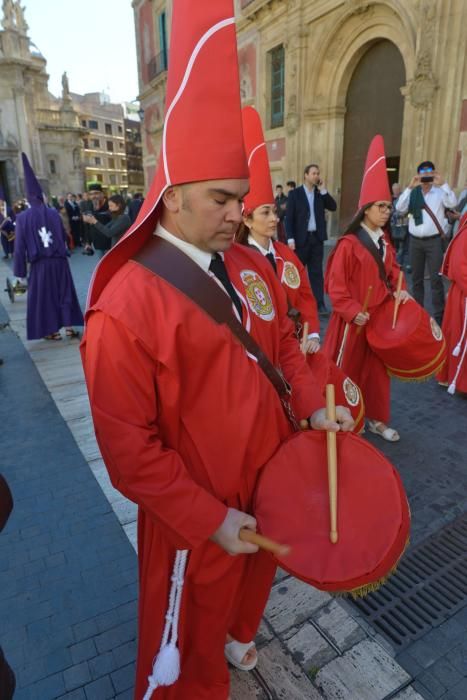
xmin=323 ymin=135 xmax=409 ymax=441
xmin=437 ymin=215 xmax=467 ymax=395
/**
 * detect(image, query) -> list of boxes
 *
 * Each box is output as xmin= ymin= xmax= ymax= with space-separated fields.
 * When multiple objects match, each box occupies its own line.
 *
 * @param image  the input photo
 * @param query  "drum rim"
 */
xmin=386 ymin=339 xmax=446 ymax=377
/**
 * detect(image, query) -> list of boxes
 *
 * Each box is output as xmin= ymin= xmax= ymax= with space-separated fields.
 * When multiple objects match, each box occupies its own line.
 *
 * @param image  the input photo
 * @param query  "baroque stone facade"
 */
xmin=133 ymin=0 xmax=467 ymax=234
xmin=0 ymin=1 xmax=86 ymax=201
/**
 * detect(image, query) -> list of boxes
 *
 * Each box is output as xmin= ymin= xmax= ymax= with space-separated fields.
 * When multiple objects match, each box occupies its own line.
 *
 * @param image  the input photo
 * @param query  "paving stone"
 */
xmin=315 ymin=639 xmax=411 ymax=700
xmin=70 ymin=639 xmax=97 ymax=664
xmin=417 ymin=669 xmax=449 ymax=698
xmin=230 ymin=669 xmax=268 ymax=699
xmin=285 ymin=621 xmax=337 ymax=671
xmin=63 ymin=662 xmax=92 ymax=691
xmin=84 ymin=674 xmax=115 ymax=699
xmin=58 ymin=690 xmax=86 ymax=700
xmin=428 ymin=657 xmax=463 ymax=690
xmin=110 ymin=663 xmax=135 ymax=693
xmin=392 ymin=686 xmax=425 ymax=700
xmin=314 ymin=600 xmax=366 ymax=652
xmin=256 ymin=619 xmax=274 ymax=647
xmin=265 ymin=577 xmax=330 ymax=634
xmin=255 ymin=639 xmax=322 ymax=699
xmin=441 ymin=678 xmax=467 ymax=700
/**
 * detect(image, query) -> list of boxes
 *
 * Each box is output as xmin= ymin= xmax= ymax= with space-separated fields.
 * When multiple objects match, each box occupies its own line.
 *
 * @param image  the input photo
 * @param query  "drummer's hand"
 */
xmin=210 ymin=508 xmax=259 ymax=556
xmin=394 ymin=289 xmax=410 ymax=304
xmin=304 ymin=337 xmax=320 ymax=354
xmin=309 ymin=406 xmax=354 ymax=432
xmin=354 ymin=311 xmax=370 ymax=326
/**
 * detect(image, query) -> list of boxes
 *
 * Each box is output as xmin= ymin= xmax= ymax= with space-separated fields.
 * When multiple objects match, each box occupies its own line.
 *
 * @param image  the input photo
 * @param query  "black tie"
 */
xmin=266 ymin=252 xmax=277 ymax=273
xmin=209 ymin=253 xmax=243 ymax=320
xmin=377 ymin=237 xmax=384 ymax=258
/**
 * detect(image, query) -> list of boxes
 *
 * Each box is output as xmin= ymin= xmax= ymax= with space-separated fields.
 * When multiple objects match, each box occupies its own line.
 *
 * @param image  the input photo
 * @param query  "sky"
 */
xmin=25 ymin=0 xmax=139 ymax=104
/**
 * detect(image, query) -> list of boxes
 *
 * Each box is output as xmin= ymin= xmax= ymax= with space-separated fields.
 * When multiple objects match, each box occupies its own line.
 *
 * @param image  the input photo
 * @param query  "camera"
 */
xmin=420 ymin=176 xmax=434 ymax=183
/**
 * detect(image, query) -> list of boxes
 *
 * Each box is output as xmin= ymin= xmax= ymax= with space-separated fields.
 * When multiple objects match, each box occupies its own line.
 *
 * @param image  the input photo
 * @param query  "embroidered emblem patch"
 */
xmin=343 ymin=377 xmax=359 ymax=407
xmin=282 ymin=261 xmax=300 ymax=289
xmin=240 ymin=269 xmax=275 ymax=321
xmin=430 ymin=317 xmax=443 ymax=341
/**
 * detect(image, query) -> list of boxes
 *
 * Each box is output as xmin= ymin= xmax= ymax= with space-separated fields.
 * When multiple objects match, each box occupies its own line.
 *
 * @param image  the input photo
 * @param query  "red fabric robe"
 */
xmin=272 ymin=240 xmax=319 ymax=333
xmin=81 ymin=242 xmax=323 ymax=700
xmin=323 ymin=231 xmax=404 ymax=423
xmin=437 ymin=218 xmax=467 ymax=392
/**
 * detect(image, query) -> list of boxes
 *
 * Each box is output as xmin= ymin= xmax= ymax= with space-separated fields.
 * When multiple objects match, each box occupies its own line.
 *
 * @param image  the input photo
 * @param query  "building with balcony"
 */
xmin=124 ymin=117 xmax=144 ymax=192
xmin=71 ymin=93 xmax=129 ymax=193
xmin=133 ymin=0 xmax=467 ymax=234
xmin=0 ymin=1 xmax=86 ymax=200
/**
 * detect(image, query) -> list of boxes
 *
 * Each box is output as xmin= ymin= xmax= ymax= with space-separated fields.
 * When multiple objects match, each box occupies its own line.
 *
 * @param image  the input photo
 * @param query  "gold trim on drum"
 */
xmin=385 ymin=339 xmax=446 ymax=376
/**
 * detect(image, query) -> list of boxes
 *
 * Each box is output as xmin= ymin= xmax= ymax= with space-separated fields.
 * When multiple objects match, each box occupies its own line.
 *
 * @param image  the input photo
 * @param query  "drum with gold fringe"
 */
xmin=307 ymin=352 xmax=365 ymax=434
xmin=254 ymin=430 xmax=410 ymax=596
xmin=366 ymin=297 xmax=446 ymax=381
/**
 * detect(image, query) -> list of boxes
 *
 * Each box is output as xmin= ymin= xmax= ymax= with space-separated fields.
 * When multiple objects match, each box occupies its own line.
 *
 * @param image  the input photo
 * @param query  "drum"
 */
xmin=5 ymin=277 xmax=27 ymax=304
xmin=254 ymin=430 xmax=410 ymax=596
xmin=366 ymin=297 xmax=446 ymax=381
xmin=307 ymin=351 xmax=365 ymax=433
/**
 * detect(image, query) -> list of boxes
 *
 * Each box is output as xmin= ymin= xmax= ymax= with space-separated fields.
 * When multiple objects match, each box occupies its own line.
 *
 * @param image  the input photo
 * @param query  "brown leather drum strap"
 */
xmin=354 ymin=228 xmax=393 ymax=291
xmin=133 ymin=236 xmax=298 ymax=425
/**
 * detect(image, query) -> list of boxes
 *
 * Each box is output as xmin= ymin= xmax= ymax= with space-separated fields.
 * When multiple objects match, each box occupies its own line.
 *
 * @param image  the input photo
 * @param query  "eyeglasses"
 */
xmin=374 ymin=203 xmax=393 ymax=213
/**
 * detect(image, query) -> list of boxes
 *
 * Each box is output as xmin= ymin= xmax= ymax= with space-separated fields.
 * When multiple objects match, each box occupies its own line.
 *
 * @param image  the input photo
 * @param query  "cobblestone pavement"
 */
xmin=1 ymin=245 xmax=466 ymax=699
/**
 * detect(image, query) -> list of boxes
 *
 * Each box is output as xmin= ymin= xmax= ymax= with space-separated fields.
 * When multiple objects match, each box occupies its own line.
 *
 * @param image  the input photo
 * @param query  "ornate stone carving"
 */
xmin=2 ymin=0 xmax=14 ymax=29
xmin=408 ymin=0 xmax=438 ymax=109
xmin=286 ymin=95 xmax=299 ymax=135
xmin=14 ymin=3 xmax=27 ymax=33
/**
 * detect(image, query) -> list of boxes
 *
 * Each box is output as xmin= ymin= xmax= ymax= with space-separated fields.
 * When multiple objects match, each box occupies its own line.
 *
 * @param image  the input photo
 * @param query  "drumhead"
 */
xmin=254 ymin=430 xmax=410 ymax=594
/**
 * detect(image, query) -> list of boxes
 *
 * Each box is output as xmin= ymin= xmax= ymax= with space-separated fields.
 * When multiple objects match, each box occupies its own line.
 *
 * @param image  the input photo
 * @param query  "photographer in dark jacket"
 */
xmin=285 ymin=163 xmax=336 ymax=314
xmin=83 ymin=194 xmax=131 ymax=257
xmin=84 ymin=184 xmax=112 ymax=256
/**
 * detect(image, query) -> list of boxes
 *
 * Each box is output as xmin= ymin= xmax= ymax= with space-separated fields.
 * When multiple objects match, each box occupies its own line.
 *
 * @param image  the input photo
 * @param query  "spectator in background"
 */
xmin=390 ymin=182 xmax=411 ymax=272
xmin=82 ymin=194 xmax=130 ymax=256
xmin=128 ymin=192 xmax=144 ymax=223
xmin=0 ymin=189 xmax=15 ymax=260
xmin=449 ymin=181 xmax=467 ymax=237
xmin=65 ymin=193 xmax=82 ymax=247
xmin=285 ymin=163 xmax=337 ymax=315
xmin=57 ymin=199 xmax=74 ymax=250
xmin=79 ymin=192 xmax=95 ymax=256
xmin=286 ymin=180 xmax=296 ymax=194
xmin=396 ymin=160 xmax=457 ymax=324
xmin=274 ymin=184 xmax=288 ymax=243
xmin=86 ymin=184 xmax=111 ymax=256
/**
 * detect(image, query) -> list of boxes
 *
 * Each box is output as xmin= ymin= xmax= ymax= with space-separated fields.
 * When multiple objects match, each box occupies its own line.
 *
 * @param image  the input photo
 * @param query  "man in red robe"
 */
xmin=437 ymin=214 xmax=467 ymax=395
xmin=81 ymin=3 xmax=353 ymax=699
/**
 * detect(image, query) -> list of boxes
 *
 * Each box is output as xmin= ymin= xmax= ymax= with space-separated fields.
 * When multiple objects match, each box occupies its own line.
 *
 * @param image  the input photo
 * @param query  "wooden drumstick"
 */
xmin=355 ymin=285 xmax=373 ymax=336
xmin=239 ymin=528 xmax=291 ymax=557
xmin=326 ymin=384 xmax=338 ymax=544
xmin=301 ymin=321 xmax=309 ymax=355
xmin=392 ymin=271 xmax=404 ymax=329
xmin=300 ymin=322 xmax=310 ymax=429
xmin=336 ymin=323 xmax=349 ymax=368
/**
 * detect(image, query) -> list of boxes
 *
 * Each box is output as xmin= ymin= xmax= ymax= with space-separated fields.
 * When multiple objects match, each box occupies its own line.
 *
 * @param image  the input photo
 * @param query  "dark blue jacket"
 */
xmin=285 ymin=185 xmax=337 ymax=254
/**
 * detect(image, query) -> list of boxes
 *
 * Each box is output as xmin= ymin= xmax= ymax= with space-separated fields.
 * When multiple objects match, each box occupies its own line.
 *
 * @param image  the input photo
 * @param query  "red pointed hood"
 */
xmin=358 ymin=135 xmax=391 ymax=209
xmin=241 ymin=106 xmax=274 ymax=213
xmin=87 ymin=0 xmax=248 ymax=308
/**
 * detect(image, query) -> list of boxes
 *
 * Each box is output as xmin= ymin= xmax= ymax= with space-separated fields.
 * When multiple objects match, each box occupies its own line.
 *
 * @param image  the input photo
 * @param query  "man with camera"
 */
xmin=396 ymin=161 xmax=457 ymax=324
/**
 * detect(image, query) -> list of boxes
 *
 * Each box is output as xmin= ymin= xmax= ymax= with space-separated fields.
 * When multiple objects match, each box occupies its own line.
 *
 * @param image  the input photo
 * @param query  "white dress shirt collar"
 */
xmin=155 ymin=222 xmax=215 ymax=272
xmin=361 ymin=222 xmax=385 ymax=247
xmin=247 ymin=234 xmax=275 ymax=256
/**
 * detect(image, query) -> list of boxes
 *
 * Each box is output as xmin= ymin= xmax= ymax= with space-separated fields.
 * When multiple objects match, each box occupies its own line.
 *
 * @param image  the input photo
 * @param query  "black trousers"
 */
xmin=409 ymin=235 xmax=445 ymax=324
xmin=304 ymin=232 xmax=325 ymax=308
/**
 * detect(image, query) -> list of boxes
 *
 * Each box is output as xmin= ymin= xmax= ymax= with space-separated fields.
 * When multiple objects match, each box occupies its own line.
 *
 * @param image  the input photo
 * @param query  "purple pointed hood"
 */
xmin=22 ymin=153 xmax=44 ymax=207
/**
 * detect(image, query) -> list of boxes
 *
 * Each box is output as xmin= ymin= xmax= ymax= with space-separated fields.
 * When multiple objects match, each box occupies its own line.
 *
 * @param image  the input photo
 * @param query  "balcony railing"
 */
xmin=147 ymin=50 xmax=168 ymax=82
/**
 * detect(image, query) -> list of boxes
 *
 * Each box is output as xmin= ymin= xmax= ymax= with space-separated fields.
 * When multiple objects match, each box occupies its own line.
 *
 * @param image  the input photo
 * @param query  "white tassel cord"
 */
xmin=453 ymin=298 xmax=467 ymax=357
xmin=143 ymin=549 xmax=189 ymax=700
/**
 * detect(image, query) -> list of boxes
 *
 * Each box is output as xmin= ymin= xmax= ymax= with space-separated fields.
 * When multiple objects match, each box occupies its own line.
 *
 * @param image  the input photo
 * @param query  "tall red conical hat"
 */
xmin=87 ymin=0 xmax=248 ymax=308
xmin=358 ymin=135 xmax=391 ymax=209
xmin=241 ymin=106 xmax=274 ymax=213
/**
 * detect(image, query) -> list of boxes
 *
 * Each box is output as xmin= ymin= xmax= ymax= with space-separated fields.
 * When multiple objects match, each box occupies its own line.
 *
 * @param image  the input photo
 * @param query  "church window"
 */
xmin=269 ymin=45 xmax=285 ymax=129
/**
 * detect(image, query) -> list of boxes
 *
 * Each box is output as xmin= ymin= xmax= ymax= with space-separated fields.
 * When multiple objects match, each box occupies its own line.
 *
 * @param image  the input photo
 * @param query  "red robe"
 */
xmin=437 ymin=217 xmax=467 ymax=392
xmin=323 ymin=231 xmax=404 ymax=423
xmin=81 ymin=242 xmax=322 ymax=700
xmin=272 ymin=240 xmax=319 ymax=333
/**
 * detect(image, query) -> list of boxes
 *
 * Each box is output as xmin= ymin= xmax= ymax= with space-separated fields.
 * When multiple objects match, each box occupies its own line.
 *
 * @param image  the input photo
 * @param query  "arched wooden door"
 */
xmin=340 ymin=40 xmax=406 ymax=227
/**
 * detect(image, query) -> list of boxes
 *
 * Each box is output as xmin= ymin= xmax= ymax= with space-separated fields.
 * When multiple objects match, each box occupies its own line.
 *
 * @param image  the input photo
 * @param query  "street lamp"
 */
xmin=138 ymin=107 xmax=145 ymax=123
